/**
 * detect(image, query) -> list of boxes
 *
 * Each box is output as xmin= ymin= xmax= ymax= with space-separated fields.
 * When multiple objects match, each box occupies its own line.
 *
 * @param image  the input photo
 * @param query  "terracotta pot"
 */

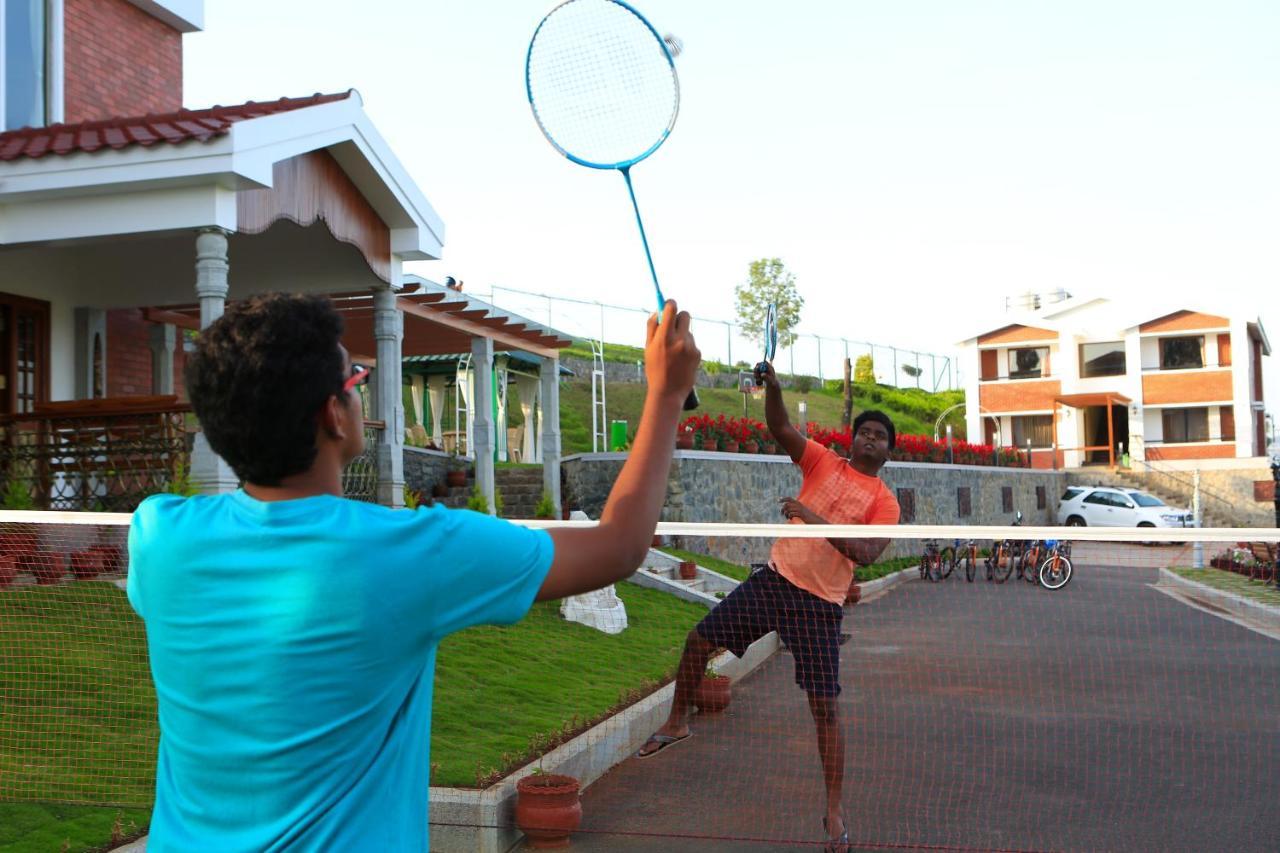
xmin=89 ymin=545 xmax=124 ymax=574
xmin=446 ymin=469 xmax=467 ymax=488
xmin=69 ymin=551 xmax=104 ymax=580
xmin=700 ymin=439 xmax=718 ymax=452
xmin=723 ymin=441 xmax=739 ymax=454
xmin=694 ymin=674 xmax=732 ymax=713
xmin=514 ymin=774 xmax=582 ymax=849
xmin=675 ymin=432 xmax=694 ymax=450
xmin=24 ymin=552 xmax=64 ymax=585
xmin=0 ymin=554 xmax=16 ymax=588
xmin=0 ymin=532 xmax=38 ymax=557
xmin=651 ymin=535 xmax=664 ymax=548
xmin=678 ymin=560 xmax=697 ymax=580
xmin=742 ymin=441 xmax=758 ymax=454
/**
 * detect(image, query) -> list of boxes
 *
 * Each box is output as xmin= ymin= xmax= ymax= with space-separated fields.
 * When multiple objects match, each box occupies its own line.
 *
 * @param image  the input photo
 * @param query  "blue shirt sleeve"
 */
xmin=405 ymin=507 xmax=554 ymax=640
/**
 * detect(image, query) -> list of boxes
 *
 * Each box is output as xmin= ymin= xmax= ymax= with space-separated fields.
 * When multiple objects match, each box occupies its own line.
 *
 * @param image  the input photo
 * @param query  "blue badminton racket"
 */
xmin=753 ymin=303 xmax=778 ymax=386
xmin=526 ymin=0 xmax=699 ymax=410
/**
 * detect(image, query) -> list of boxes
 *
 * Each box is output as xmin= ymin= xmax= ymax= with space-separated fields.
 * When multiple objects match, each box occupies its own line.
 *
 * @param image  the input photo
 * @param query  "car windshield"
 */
xmin=1130 ymin=493 xmax=1165 ymax=507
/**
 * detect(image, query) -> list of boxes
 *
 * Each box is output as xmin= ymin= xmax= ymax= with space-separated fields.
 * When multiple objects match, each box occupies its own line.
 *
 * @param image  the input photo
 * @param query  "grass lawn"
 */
xmin=659 ymin=547 xmax=750 ymax=581
xmin=0 ymin=804 xmax=149 ymax=853
xmin=431 ymin=582 xmax=707 ymax=787
xmin=0 ymin=581 xmax=157 ymax=851
xmin=1170 ymin=567 xmax=1280 ymax=607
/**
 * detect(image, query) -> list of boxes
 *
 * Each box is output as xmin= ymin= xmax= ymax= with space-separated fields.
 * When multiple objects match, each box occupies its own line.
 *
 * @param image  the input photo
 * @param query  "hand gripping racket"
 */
xmin=753 ymin=302 xmax=778 ymax=386
xmin=526 ymin=0 xmax=699 ymax=410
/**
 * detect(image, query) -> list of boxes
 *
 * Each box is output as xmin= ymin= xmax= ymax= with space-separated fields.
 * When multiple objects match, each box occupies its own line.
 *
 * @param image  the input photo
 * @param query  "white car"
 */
xmin=1057 ymin=486 xmax=1195 ymax=529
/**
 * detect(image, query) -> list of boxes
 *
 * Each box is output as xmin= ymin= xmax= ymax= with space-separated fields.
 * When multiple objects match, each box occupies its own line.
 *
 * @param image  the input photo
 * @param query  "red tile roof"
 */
xmin=0 ymin=91 xmax=353 ymax=162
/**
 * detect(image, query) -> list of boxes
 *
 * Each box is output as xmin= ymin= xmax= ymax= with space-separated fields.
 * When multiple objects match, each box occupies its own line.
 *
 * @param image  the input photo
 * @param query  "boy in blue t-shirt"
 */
xmin=128 ymin=292 xmax=700 ymax=851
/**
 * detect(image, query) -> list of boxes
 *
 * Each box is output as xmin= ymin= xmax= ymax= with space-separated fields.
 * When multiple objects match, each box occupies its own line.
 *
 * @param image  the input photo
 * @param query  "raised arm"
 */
xmin=538 ymin=302 xmax=701 ymax=601
xmin=758 ymin=361 xmax=807 ymax=462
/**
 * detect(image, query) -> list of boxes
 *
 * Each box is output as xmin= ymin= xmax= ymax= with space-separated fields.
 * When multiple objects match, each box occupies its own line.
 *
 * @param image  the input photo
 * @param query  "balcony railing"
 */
xmin=0 ymin=396 xmax=193 ymax=512
xmin=0 ymin=399 xmax=388 ymax=510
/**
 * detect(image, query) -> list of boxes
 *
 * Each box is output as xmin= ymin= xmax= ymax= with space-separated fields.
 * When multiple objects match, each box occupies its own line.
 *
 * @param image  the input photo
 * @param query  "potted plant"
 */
xmin=25 ymin=551 xmax=64 ymax=585
xmin=694 ymin=665 xmax=731 ymax=713
xmin=678 ymin=560 xmax=698 ymax=580
xmin=676 ymin=429 xmax=694 ymax=451
xmin=514 ymin=768 xmax=582 ymax=849
xmin=466 ymin=486 xmax=489 ymax=514
xmin=445 ymin=449 xmax=468 ymax=488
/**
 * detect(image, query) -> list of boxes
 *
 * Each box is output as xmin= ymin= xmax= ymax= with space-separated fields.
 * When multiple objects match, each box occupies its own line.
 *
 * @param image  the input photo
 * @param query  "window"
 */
xmin=957 ymin=486 xmax=971 ymax=518
xmin=1130 ymin=492 xmax=1164 ymax=507
xmin=1011 ymin=415 xmax=1053 ymax=448
xmin=1061 ymin=487 xmax=1084 ymax=501
xmin=1079 ymin=341 xmax=1126 ymax=377
xmin=0 ymin=292 xmax=51 ymax=415
xmin=3 ymin=0 xmax=47 ymax=130
xmin=896 ymin=488 xmax=916 ymax=523
xmin=1162 ymin=408 xmax=1209 ymax=443
xmin=1008 ymin=347 xmax=1048 ymax=379
xmin=1158 ymin=336 xmax=1204 ymax=370
xmin=1001 ymin=486 xmax=1013 ymax=513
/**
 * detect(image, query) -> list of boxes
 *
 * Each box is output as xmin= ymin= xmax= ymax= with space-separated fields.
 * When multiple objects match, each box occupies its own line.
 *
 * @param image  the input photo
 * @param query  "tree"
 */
xmin=734 ymin=258 xmax=804 ymax=351
xmin=854 ymin=354 xmax=875 ymax=384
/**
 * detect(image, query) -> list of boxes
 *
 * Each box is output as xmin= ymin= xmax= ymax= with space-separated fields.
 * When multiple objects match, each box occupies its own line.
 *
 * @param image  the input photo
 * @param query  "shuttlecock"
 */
xmin=663 ymin=33 xmax=683 ymax=58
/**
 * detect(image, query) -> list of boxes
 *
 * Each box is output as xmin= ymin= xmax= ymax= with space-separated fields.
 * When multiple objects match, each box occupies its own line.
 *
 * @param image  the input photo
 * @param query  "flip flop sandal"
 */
xmin=823 ymin=816 xmax=851 ymax=853
xmin=634 ymin=731 xmax=692 ymax=760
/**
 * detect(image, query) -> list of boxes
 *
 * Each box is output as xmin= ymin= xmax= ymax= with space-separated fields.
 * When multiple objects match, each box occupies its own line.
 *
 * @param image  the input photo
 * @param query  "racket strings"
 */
xmin=528 ymin=0 xmax=678 ymax=167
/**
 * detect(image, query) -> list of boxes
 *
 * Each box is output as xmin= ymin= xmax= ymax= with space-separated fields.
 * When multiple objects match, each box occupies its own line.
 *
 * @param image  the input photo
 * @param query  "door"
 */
xmin=0 ymin=294 xmax=51 ymax=416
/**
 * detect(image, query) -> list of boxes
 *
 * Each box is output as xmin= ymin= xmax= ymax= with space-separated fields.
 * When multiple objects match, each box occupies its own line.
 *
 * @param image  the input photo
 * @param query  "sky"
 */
xmin=184 ymin=0 xmax=1280 ymax=414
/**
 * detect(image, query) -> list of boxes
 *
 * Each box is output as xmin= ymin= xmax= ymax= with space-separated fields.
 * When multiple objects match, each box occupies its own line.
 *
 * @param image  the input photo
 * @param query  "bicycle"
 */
xmin=948 ymin=538 xmax=980 ymax=582
xmin=1037 ymin=539 xmax=1073 ymax=590
xmin=1017 ymin=539 xmax=1045 ymax=584
xmin=920 ymin=539 xmax=953 ymax=582
xmin=986 ymin=512 xmax=1025 ymax=584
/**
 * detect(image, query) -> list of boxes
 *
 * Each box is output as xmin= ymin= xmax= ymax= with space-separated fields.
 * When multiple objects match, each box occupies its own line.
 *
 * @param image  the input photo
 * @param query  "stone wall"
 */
xmin=563 ymin=451 xmax=1065 ymax=566
xmin=403 ymin=446 xmax=452 ymax=495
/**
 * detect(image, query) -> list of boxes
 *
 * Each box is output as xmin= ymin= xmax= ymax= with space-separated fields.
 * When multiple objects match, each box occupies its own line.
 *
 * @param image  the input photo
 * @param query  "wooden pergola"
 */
xmin=1053 ymin=392 xmax=1132 ymax=469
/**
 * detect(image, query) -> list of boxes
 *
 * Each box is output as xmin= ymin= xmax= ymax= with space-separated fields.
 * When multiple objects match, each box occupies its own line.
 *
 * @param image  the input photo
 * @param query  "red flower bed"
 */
xmin=678 ymin=416 xmax=1029 ymax=466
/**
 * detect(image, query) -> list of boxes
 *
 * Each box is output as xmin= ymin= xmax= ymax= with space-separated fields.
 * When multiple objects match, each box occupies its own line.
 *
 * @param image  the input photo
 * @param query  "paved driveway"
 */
xmin=567 ymin=545 xmax=1280 ymax=852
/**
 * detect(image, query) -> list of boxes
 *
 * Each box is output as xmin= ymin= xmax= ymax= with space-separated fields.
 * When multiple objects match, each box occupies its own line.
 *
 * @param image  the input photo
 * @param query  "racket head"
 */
xmin=526 ymin=0 xmax=680 ymax=171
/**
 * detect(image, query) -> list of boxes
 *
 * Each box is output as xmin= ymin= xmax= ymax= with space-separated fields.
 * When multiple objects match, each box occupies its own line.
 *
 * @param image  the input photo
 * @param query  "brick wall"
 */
xmin=64 ymin=0 xmax=182 ymax=123
xmin=106 ymin=310 xmax=186 ymax=399
xmin=979 ymin=379 xmax=1061 ymax=412
xmin=1141 ymin=370 xmax=1233 ymax=405
xmin=977 ymin=324 xmax=1057 ymax=345
xmin=1138 ymin=310 xmax=1228 ymax=333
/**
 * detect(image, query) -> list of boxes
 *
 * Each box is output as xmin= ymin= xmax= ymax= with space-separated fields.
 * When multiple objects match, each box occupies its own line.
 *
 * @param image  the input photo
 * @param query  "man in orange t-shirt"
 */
xmin=636 ymin=361 xmax=899 ymax=853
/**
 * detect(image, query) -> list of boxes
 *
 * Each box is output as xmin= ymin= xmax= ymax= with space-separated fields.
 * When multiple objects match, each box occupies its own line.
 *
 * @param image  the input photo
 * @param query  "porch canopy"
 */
xmin=1053 ymin=392 xmax=1132 ymax=468
xmin=0 ymin=91 xmax=575 ymax=510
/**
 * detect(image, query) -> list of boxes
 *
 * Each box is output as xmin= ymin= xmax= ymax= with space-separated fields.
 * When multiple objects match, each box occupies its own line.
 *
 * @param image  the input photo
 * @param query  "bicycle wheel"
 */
xmin=919 ymin=552 xmax=930 ymax=580
xmin=963 ymin=550 xmax=976 ymax=583
xmin=1039 ymin=553 xmax=1073 ymax=590
xmin=990 ymin=543 xmax=1014 ymax=583
xmin=936 ymin=547 xmax=956 ymax=581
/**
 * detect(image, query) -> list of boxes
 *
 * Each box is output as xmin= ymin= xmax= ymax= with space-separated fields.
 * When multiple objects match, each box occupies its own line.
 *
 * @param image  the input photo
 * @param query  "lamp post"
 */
xmin=1270 ymin=453 xmax=1279 ymax=586
xmin=946 ymin=423 xmax=953 ymax=465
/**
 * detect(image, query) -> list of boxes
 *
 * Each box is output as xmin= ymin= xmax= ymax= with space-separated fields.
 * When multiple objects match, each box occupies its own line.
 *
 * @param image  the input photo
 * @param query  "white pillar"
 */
xmin=540 ymin=356 xmax=562 ymax=511
xmin=471 ymin=337 xmax=496 ymax=515
xmin=149 ymin=323 xmax=177 ymax=395
xmin=190 ymin=228 xmax=239 ymax=494
xmin=496 ymin=355 xmax=510 ymax=462
xmin=373 ymin=286 xmax=405 ymax=507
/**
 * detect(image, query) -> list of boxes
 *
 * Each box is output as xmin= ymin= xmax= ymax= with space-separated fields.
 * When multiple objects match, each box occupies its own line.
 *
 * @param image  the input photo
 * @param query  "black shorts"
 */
xmin=696 ymin=567 xmax=844 ymax=697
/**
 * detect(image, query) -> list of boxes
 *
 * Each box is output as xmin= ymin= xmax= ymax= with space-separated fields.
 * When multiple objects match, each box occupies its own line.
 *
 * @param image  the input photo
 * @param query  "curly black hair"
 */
xmin=184 ymin=293 xmax=346 ymax=486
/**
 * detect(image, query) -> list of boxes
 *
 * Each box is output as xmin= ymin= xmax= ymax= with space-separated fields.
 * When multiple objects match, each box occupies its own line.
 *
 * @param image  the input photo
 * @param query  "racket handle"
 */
xmin=682 ymin=388 xmax=700 ymax=411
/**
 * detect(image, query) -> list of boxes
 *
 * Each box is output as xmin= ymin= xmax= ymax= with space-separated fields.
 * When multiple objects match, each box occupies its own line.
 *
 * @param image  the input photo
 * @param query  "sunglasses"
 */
xmin=343 ymin=364 xmax=370 ymax=394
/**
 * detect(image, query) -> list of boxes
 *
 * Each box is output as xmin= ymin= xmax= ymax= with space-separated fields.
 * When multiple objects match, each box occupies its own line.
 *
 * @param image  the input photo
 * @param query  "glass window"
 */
xmin=1159 ymin=336 xmax=1204 ymax=370
xmin=1079 ymin=341 xmax=1126 ymax=377
xmin=1011 ymin=414 xmax=1053 ymax=448
xmin=4 ymin=0 xmax=47 ymax=130
xmin=1008 ymin=347 xmax=1048 ymax=379
xmin=1061 ymin=487 xmax=1084 ymax=501
xmin=1130 ymin=492 xmax=1165 ymax=507
xmin=1162 ymin=407 xmax=1209 ymax=443
xmin=1083 ymin=491 xmax=1111 ymax=506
